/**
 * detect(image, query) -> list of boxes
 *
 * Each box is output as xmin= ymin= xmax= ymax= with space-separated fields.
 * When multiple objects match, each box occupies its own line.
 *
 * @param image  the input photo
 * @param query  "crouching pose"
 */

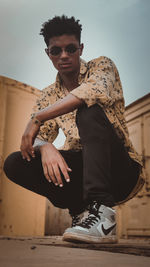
xmin=4 ymin=15 xmax=145 ymax=243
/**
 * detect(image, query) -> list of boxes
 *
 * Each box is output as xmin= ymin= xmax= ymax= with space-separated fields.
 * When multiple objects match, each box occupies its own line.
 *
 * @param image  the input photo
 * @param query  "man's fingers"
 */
xmin=42 ymin=162 xmax=53 ymax=183
xmin=28 ymin=145 xmax=35 ymax=158
xmin=21 ymin=135 xmax=35 ymax=161
xmin=24 ymin=151 xmax=31 ymax=161
xmin=44 ymin=162 xmax=59 ymax=185
xmin=60 ymin=156 xmax=72 ymax=181
xmin=25 ymin=135 xmax=35 ymax=158
xmin=20 ymin=143 xmax=31 ymax=161
xmin=52 ymin=163 xmax=63 ymax=187
xmin=58 ymin=160 xmax=70 ymax=183
xmin=61 ymin=156 xmax=72 ymax=172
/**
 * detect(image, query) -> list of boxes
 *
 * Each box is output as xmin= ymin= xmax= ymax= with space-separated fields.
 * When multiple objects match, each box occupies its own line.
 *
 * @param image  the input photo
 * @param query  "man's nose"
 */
xmin=60 ymin=49 xmax=69 ymax=59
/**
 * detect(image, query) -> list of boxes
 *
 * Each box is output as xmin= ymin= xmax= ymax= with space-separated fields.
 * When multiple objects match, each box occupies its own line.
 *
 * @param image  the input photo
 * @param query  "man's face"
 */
xmin=46 ymin=34 xmax=83 ymax=76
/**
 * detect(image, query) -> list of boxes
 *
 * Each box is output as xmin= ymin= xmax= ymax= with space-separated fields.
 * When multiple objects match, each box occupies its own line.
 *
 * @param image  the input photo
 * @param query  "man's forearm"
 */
xmin=35 ymin=93 xmax=84 ymax=123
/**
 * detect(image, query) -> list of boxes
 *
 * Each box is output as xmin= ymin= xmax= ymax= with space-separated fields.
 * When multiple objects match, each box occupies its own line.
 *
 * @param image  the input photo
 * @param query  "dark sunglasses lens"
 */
xmin=50 ymin=47 xmax=62 ymax=56
xmin=66 ymin=44 xmax=78 ymax=54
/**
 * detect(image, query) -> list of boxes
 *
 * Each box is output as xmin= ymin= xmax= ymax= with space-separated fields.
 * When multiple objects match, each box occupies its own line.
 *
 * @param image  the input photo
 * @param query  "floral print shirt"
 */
xmin=33 ymin=56 xmax=145 ymax=202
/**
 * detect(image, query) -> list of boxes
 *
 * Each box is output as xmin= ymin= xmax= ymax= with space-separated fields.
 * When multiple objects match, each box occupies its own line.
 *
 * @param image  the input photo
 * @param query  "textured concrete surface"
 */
xmin=0 ymin=236 xmax=150 ymax=267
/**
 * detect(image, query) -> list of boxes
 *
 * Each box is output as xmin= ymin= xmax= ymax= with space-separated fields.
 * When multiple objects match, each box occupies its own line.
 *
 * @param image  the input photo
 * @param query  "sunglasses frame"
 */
xmin=46 ymin=44 xmax=81 ymax=56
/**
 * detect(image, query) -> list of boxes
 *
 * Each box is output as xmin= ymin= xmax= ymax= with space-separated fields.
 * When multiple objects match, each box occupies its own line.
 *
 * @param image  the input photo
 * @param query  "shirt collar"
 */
xmin=79 ymin=58 xmax=88 ymax=75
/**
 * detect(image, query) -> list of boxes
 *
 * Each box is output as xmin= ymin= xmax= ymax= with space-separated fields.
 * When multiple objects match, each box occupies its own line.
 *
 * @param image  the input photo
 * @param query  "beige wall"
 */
xmin=0 ymin=76 xmax=46 ymax=236
xmin=117 ymin=93 xmax=150 ymax=238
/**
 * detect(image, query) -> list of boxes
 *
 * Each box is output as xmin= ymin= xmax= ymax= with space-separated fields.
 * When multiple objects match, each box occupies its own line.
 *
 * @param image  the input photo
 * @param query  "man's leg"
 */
xmin=76 ymin=103 xmax=140 ymax=205
xmin=3 ymin=149 xmax=85 ymax=215
xmin=76 ymin=104 xmax=115 ymax=207
xmin=63 ymin=104 xmax=140 ymax=243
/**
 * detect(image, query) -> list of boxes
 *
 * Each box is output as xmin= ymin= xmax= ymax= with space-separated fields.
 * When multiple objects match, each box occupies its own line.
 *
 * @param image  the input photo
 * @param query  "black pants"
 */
xmin=3 ymin=104 xmax=141 ymax=215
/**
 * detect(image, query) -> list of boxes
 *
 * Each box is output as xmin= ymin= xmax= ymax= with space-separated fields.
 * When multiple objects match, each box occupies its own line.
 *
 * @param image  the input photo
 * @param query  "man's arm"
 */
xmin=20 ymin=93 xmax=84 ymax=160
xmin=36 ymin=93 xmax=84 ymax=123
xmin=20 ymin=94 xmax=83 ymax=186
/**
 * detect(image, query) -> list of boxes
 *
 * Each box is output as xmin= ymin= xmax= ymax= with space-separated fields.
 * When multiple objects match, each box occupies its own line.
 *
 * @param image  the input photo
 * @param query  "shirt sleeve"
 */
xmin=70 ymin=56 xmax=123 ymax=108
xmin=32 ymin=88 xmax=59 ymax=143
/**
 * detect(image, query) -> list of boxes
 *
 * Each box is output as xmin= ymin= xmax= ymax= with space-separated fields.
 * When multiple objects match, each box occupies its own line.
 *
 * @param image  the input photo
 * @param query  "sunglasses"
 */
xmin=46 ymin=44 xmax=81 ymax=56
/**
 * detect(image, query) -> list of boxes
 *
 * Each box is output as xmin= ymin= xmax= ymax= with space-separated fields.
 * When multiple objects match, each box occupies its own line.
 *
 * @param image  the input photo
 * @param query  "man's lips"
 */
xmin=59 ymin=63 xmax=72 ymax=68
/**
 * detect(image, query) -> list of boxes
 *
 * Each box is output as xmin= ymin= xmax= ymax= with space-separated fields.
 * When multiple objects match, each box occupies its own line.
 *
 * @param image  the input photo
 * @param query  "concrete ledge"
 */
xmin=1 ymin=236 xmax=150 ymax=257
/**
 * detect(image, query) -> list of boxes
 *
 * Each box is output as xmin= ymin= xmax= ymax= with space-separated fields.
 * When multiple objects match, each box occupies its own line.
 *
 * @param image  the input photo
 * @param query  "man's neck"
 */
xmin=59 ymin=70 xmax=80 ymax=91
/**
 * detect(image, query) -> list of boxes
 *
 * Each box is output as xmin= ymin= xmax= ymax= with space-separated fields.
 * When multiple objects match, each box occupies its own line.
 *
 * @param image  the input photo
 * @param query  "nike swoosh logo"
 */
xmin=101 ymin=223 xmax=116 ymax=235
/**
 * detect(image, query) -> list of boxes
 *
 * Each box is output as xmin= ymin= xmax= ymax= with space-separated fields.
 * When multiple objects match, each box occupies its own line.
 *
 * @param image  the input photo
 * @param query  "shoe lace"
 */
xmin=78 ymin=202 xmax=102 ymax=229
xmin=78 ymin=214 xmax=99 ymax=229
xmin=71 ymin=214 xmax=81 ymax=227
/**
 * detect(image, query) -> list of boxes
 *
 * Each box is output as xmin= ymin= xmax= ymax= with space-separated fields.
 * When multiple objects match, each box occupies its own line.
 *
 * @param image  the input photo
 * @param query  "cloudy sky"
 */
xmin=0 ymin=0 xmax=149 ymax=106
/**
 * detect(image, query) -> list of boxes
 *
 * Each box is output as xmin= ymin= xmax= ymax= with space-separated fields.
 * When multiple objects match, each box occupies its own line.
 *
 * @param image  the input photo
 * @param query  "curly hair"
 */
xmin=40 ymin=15 xmax=82 ymax=46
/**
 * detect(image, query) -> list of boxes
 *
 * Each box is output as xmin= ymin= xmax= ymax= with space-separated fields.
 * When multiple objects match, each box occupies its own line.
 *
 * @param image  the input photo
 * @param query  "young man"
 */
xmin=4 ymin=15 xmax=145 ymax=243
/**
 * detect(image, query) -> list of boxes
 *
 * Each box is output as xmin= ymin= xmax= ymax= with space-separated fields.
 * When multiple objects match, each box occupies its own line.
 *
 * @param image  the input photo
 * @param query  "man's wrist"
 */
xmin=31 ymin=113 xmax=44 ymax=126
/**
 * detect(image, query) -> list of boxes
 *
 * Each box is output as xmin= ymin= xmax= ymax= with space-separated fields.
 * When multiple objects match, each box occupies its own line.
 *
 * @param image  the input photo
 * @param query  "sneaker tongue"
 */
xmin=90 ymin=202 xmax=101 ymax=215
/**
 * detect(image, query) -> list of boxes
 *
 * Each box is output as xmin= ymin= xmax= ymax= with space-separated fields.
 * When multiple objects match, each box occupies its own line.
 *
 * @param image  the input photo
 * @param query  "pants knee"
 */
xmin=76 ymin=104 xmax=108 ymax=128
xmin=3 ymin=151 xmax=21 ymax=180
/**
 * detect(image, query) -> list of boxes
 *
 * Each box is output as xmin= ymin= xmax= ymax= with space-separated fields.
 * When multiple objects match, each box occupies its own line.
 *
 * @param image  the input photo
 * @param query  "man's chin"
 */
xmin=59 ymin=68 xmax=74 ymax=75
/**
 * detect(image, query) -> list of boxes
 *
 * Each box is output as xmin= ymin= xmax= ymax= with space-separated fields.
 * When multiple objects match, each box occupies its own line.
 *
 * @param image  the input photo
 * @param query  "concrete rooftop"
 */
xmin=0 ymin=236 xmax=150 ymax=267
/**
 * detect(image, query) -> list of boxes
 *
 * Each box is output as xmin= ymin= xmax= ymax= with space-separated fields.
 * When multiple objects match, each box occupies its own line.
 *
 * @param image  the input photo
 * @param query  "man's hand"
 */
xmin=20 ymin=120 xmax=40 ymax=161
xmin=40 ymin=143 xmax=72 ymax=187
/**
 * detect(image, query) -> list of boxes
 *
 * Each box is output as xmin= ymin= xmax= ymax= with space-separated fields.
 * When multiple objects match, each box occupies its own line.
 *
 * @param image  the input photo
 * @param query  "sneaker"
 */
xmin=63 ymin=202 xmax=117 ymax=243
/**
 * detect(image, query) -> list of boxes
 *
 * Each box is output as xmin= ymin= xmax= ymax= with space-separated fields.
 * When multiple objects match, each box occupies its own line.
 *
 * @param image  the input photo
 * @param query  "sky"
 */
xmin=0 ymin=0 xmax=150 ymax=105
xmin=0 ymin=0 xmax=150 ymax=146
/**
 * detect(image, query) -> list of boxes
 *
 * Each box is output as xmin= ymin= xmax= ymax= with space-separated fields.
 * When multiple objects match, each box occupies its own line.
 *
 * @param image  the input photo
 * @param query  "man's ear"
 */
xmin=45 ymin=48 xmax=49 ymax=56
xmin=45 ymin=48 xmax=53 ymax=61
xmin=79 ymin=43 xmax=84 ymax=56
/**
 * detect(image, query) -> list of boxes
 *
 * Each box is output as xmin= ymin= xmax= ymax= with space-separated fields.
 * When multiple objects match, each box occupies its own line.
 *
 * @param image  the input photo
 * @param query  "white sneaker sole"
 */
xmin=62 ymin=232 xmax=118 ymax=244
